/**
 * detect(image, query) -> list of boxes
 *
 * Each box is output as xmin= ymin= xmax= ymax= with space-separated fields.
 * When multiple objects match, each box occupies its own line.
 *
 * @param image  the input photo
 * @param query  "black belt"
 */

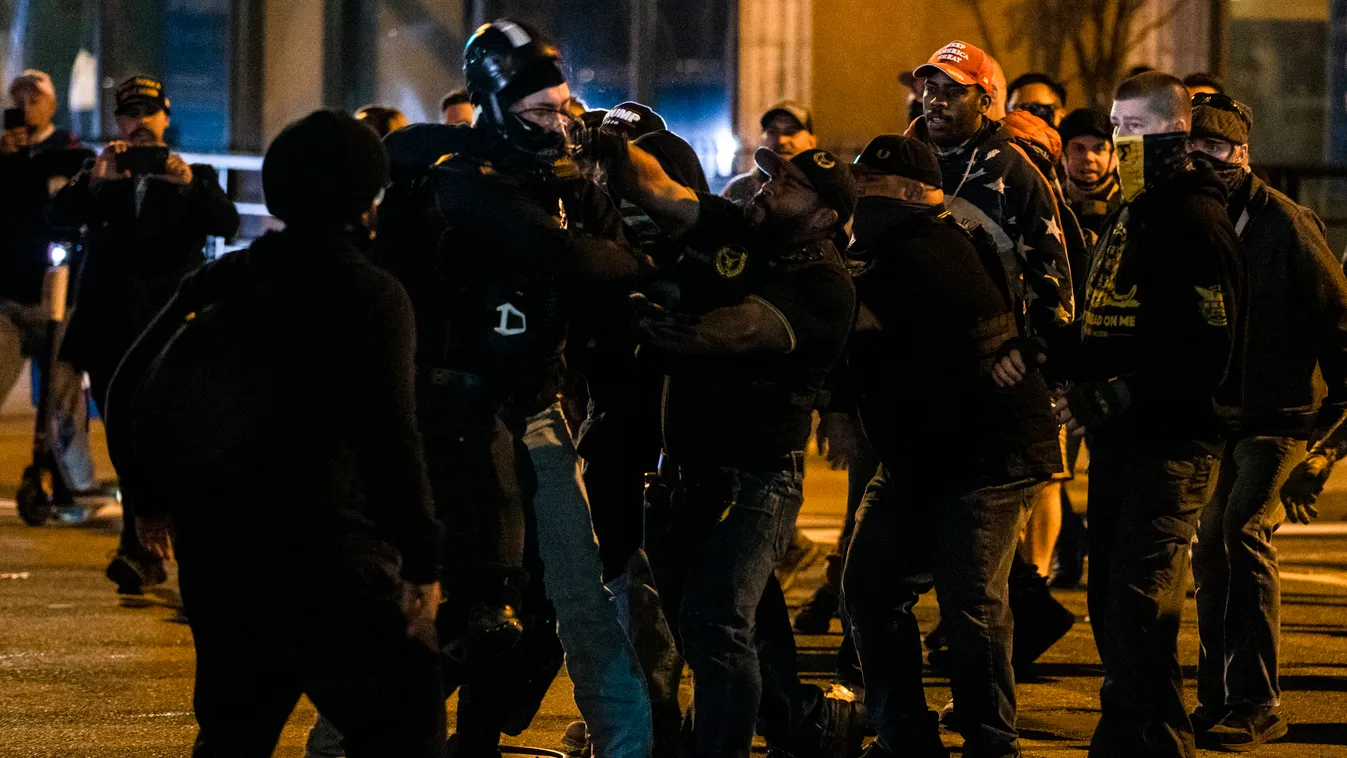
xmin=676 ymin=450 xmax=805 ymax=480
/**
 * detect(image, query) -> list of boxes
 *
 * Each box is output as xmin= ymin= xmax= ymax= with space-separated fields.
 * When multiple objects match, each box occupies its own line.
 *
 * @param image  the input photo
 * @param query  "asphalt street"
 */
xmin=2 ymin=412 xmax=1347 ymax=756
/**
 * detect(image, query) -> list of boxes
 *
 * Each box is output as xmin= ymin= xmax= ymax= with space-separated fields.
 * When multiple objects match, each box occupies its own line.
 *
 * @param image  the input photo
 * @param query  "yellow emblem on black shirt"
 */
xmin=714 ymin=245 xmax=748 ymax=279
xmin=1195 ymin=285 xmax=1228 ymax=327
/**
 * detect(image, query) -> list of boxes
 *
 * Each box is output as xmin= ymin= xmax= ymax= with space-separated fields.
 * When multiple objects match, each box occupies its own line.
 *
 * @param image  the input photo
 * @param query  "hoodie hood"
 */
xmin=1002 ymin=109 xmax=1061 ymax=176
xmin=906 ymin=114 xmax=1011 ymax=158
xmin=178 ymin=228 xmax=369 ymax=311
xmin=907 ymin=115 xmax=1016 ymax=199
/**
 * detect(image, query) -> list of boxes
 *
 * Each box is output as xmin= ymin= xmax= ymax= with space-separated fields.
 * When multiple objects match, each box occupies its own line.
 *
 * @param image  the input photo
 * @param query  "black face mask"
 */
xmin=851 ymin=196 xmax=935 ymax=247
xmin=1015 ymin=102 xmax=1057 ymax=127
xmin=1189 ymin=150 xmax=1248 ymax=194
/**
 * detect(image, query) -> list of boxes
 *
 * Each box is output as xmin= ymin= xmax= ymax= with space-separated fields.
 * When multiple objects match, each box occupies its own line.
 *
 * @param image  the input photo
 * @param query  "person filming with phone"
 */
xmin=0 ymin=70 xmax=90 ymax=406
xmin=54 ymin=74 xmax=239 ymax=595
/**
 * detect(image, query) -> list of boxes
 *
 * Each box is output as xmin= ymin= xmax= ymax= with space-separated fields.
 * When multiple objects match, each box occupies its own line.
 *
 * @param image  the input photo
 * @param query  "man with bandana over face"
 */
xmin=993 ymin=71 xmax=1242 ymax=758
xmin=841 ymin=134 xmax=1061 ymax=758
xmin=1187 ymin=94 xmax=1347 ymax=752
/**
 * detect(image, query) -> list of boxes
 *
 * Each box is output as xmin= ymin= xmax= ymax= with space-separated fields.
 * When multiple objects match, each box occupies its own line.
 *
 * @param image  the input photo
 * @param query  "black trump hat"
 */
xmin=602 ymin=102 xmax=667 ymax=139
xmin=115 ymin=75 xmax=170 ymax=116
xmin=755 ymin=147 xmax=857 ymax=223
xmin=854 ymin=134 xmax=943 ymax=189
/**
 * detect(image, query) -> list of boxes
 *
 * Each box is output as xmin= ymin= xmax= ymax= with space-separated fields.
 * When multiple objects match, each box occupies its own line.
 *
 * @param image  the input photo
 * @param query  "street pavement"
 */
xmin=2 ymin=412 xmax=1347 ymax=756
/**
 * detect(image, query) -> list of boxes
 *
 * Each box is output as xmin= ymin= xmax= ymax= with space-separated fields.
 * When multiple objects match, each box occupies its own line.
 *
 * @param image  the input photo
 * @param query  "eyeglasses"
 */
xmin=1192 ymin=92 xmax=1252 ymax=130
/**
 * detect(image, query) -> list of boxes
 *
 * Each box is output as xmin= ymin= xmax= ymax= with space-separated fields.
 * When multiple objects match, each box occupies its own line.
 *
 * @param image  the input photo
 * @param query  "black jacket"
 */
xmin=0 ymin=130 xmax=92 ymax=303
xmin=1051 ymin=163 xmax=1242 ymax=446
xmin=379 ymin=124 xmax=644 ymax=407
xmin=848 ymin=203 xmax=1062 ymax=493
xmin=103 ymin=229 xmax=441 ymax=587
xmin=1222 ymin=174 xmax=1347 ymax=437
xmin=54 ymin=164 xmax=239 ymax=379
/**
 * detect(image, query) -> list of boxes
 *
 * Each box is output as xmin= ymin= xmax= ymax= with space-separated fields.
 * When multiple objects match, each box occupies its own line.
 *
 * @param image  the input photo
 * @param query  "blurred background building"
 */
xmin=0 ymin=0 xmax=1343 ymax=246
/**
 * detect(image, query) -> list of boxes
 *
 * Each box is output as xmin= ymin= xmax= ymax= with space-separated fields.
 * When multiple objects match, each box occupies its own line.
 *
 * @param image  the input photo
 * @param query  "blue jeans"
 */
xmin=647 ymin=455 xmax=807 ymax=758
xmin=523 ymin=402 xmax=653 ymax=758
xmin=1086 ymin=439 xmax=1221 ymax=758
xmin=843 ymin=467 xmax=1040 ymax=758
xmin=1193 ymin=435 xmax=1300 ymax=712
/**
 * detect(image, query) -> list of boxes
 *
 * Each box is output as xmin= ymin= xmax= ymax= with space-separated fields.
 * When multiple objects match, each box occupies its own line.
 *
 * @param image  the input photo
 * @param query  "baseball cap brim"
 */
xmin=761 ymin=105 xmax=811 ymax=132
xmin=115 ymin=97 xmax=165 ymax=115
xmin=754 ymin=147 xmax=807 ymax=184
xmin=913 ymin=62 xmax=979 ymax=87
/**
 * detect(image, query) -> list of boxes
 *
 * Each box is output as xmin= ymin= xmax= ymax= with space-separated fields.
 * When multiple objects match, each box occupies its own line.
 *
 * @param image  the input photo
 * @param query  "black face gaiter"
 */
xmin=1189 ymin=151 xmax=1249 ymax=195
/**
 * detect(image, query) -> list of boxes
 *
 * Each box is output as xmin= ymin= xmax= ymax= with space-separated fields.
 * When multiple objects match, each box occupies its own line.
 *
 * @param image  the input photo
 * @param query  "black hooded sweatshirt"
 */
xmin=849 ymin=202 xmax=1062 ymax=493
xmin=104 ymin=228 xmax=441 ymax=588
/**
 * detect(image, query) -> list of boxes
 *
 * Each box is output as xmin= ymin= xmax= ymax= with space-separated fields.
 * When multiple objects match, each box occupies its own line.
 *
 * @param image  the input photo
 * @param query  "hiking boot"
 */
xmin=1189 ymin=705 xmax=1225 ymax=737
xmin=1009 ymin=567 xmax=1076 ymax=672
xmin=1204 ymin=705 xmax=1288 ymax=752
xmin=561 ymin=720 xmax=591 ymax=757
xmin=794 ymin=584 xmax=840 ymax=634
xmin=105 ymin=552 xmax=166 ymax=595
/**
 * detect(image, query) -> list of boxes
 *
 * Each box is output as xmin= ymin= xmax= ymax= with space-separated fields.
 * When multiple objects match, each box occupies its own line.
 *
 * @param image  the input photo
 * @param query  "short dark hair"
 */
xmin=440 ymin=89 xmax=470 ymax=112
xmin=1182 ymin=72 xmax=1226 ymax=94
xmin=1115 ymin=71 xmax=1192 ymax=124
xmin=1007 ymin=73 xmax=1067 ymax=107
xmin=1126 ymin=65 xmax=1155 ymax=79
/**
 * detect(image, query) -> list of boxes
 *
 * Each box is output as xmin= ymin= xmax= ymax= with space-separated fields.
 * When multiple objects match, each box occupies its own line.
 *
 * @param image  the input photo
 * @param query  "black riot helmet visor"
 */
xmin=464 ymin=19 xmax=580 ymax=161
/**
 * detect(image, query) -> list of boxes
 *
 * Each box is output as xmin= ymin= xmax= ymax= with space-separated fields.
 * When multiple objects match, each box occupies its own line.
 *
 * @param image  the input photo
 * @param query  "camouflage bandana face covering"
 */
xmin=1114 ymin=131 xmax=1191 ymax=202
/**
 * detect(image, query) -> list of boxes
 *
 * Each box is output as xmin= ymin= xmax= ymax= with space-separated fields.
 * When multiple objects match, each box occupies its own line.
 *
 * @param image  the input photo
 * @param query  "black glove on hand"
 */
xmin=575 ymin=125 xmax=629 ymax=164
xmin=1063 ymin=379 xmax=1131 ymax=433
xmin=1281 ymin=453 xmax=1332 ymax=524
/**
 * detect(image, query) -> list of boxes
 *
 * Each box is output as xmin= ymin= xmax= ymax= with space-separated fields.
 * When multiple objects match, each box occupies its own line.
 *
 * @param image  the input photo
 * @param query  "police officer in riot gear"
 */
xmin=379 ymin=19 xmax=654 ymax=758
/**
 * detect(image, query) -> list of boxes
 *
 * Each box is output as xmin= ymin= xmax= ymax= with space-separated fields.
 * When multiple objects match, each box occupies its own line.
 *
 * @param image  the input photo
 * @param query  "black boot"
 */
xmin=1009 ymin=555 xmax=1075 ymax=673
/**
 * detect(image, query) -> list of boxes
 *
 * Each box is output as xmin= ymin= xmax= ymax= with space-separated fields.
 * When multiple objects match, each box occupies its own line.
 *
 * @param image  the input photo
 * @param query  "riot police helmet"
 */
xmin=463 ymin=19 xmax=576 ymax=161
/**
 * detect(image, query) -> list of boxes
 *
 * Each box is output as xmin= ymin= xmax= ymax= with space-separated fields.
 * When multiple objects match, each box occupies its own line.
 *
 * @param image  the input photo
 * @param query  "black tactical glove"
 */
xmin=574 ymin=125 xmax=629 ymax=164
xmin=1062 ymin=379 xmax=1131 ymax=433
xmin=1281 ymin=453 xmax=1331 ymax=524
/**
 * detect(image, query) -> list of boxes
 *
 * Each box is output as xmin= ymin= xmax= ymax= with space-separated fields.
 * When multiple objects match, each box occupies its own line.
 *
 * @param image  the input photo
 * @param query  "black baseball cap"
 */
xmin=761 ymin=100 xmax=814 ymax=134
xmin=1058 ymin=107 xmax=1112 ymax=145
xmin=602 ymin=102 xmax=668 ymax=139
xmin=854 ymin=134 xmax=943 ymax=189
xmin=115 ymin=75 xmax=170 ymax=116
xmin=755 ymin=146 xmax=857 ymax=223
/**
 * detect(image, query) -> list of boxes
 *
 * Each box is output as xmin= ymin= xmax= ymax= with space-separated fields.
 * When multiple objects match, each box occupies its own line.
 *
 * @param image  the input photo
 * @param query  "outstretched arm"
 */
xmin=603 ymin=142 xmax=702 ymax=238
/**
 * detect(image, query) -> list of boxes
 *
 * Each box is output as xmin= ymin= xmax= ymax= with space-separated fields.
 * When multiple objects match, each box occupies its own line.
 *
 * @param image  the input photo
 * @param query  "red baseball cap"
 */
xmin=914 ymin=40 xmax=997 ymax=95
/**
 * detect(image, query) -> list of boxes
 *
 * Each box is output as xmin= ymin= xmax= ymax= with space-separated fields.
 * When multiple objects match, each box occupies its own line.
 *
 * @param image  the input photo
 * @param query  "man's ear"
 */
xmin=811 ymin=206 xmax=839 ymax=232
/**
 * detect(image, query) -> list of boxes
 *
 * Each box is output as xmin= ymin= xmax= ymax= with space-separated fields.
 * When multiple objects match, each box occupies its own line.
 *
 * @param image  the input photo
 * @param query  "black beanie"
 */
xmin=263 ymin=110 xmax=390 ymax=228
